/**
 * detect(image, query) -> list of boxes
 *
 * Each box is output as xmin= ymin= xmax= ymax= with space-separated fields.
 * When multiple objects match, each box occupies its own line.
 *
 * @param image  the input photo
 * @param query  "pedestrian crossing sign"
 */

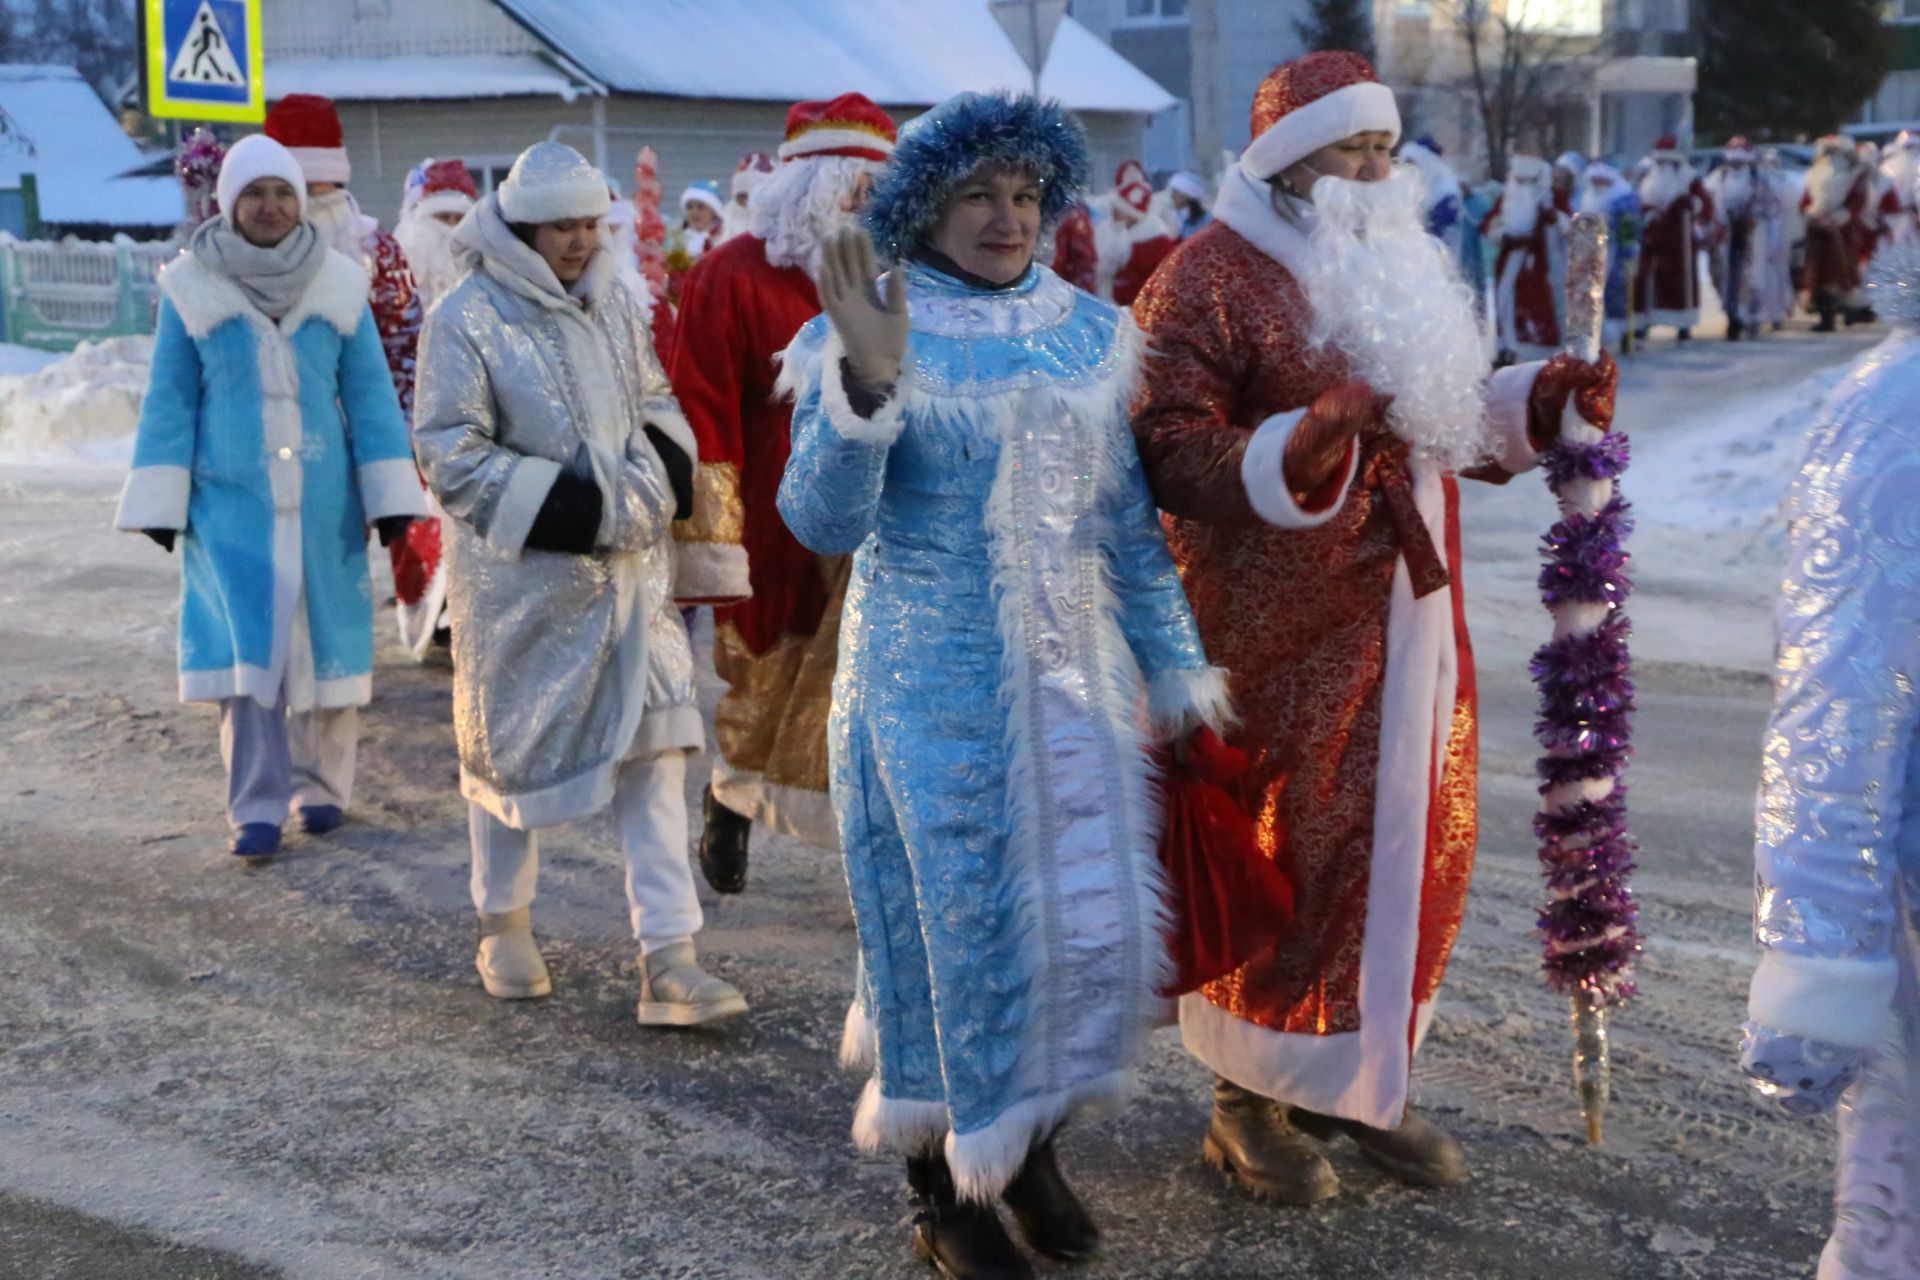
xmin=145 ymin=0 xmax=263 ymax=123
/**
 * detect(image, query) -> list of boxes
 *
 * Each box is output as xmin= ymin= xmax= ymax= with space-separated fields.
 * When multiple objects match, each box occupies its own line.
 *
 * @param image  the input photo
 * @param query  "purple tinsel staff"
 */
xmin=1533 ymin=212 xmax=1642 ymax=1145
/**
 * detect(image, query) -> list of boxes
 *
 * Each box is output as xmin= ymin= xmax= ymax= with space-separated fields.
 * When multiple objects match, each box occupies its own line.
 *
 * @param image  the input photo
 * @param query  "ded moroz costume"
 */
xmin=1482 ymin=152 xmax=1565 ymax=361
xmin=1633 ymin=135 xmax=1714 ymax=338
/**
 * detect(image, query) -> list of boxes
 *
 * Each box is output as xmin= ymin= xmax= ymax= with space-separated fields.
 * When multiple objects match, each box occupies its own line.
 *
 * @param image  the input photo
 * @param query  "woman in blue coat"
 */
xmin=115 ymin=135 xmax=424 ymax=858
xmin=778 ymin=94 xmax=1230 ymax=1279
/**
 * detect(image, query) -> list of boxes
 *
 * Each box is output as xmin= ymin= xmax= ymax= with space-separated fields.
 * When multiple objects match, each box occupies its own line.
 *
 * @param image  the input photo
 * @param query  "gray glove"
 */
xmin=1740 ymin=1021 xmax=1864 ymax=1116
xmin=816 ymin=225 xmax=908 ymax=394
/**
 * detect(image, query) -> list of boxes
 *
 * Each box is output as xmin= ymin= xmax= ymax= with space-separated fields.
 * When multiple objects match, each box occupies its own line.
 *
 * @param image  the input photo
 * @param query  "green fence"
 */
xmin=0 ymin=234 xmax=178 ymax=352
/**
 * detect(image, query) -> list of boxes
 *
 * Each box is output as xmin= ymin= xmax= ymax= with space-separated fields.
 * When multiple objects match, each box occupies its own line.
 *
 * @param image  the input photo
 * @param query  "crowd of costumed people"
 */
xmin=116 ymin=61 xmax=1916 ymax=1280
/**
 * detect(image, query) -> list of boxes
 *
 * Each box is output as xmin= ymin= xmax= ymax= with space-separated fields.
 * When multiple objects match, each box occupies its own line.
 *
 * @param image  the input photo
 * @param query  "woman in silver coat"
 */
xmin=414 ymin=141 xmax=745 ymax=1025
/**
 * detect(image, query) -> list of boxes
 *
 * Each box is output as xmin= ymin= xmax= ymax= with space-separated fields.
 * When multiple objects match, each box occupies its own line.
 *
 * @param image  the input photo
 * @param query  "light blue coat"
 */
xmin=115 ymin=248 xmax=426 ymax=708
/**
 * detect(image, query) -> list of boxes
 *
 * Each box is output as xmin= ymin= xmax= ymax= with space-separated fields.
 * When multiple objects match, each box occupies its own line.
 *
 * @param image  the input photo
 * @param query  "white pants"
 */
xmin=468 ymin=750 xmax=703 ymax=949
xmin=219 ymin=692 xmax=358 ymax=831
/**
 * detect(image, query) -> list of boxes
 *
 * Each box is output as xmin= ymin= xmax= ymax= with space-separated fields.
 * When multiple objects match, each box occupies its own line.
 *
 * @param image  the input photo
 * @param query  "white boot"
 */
xmin=476 ymin=908 xmax=551 ymax=999
xmin=636 ymin=940 xmax=747 ymax=1026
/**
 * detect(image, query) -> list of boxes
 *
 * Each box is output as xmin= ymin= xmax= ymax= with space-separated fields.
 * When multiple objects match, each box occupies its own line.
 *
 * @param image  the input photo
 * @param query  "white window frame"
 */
xmin=459 ymin=154 xmax=520 ymax=198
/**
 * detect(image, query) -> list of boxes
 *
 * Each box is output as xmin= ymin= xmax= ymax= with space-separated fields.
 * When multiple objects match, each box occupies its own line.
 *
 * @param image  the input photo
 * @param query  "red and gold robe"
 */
xmin=1481 ymin=196 xmax=1561 ymax=354
xmin=1634 ymin=177 xmax=1713 ymax=330
xmin=668 ymin=232 xmax=840 ymax=845
xmin=1131 ymin=182 xmax=1541 ymax=1127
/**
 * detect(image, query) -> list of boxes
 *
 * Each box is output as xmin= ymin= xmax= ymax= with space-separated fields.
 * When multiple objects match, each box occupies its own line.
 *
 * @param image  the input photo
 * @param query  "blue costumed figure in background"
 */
xmin=776 ymin=92 xmax=1230 ymax=1279
xmin=1740 ymin=245 xmax=1920 ymax=1280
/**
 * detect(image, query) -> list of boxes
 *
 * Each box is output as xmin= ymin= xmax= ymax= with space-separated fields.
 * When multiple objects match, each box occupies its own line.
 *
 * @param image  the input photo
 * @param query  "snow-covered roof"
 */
xmin=492 ymin=0 xmax=1176 ymax=114
xmin=265 ymin=54 xmax=591 ymax=103
xmin=0 ymin=65 xmax=183 ymax=229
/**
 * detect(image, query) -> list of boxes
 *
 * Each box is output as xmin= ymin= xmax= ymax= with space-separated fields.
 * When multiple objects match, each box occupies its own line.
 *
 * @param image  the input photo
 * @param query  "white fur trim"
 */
xmin=642 ymin=404 xmax=697 ymax=470
xmin=357 ymin=457 xmax=430 ymax=522
xmin=706 ymin=767 xmax=842 ymax=848
xmin=487 ymin=455 xmax=562 ymax=556
xmin=1242 ymin=82 xmax=1400 ymax=181
xmin=840 ymin=999 xmax=877 ymax=1071
xmin=779 ymin=127 xmax=895 ymax=162
xmin=216 ymin=135 xmax=309 ymax=223
xmin=1638 ymin=306 xmax=1700 ymax=330
xmin=414 ymin=190 xmax=474 ymax=220
xmin=818 ymin=330 xmax=906 ymax=447
xmin=114 ymin=464 xmax=191 ymax=531
xmin=670 ymin=540 xmax=750 ymax=605
xmin=1748 ymin=951 xmax=1899 ymax=1051
xmin=1211 ymin=163 xmax=1315 ymax=280
xmin=1182 ymin=455 xmax=1457 ymax=1128
xmin=851 ymin=1079 xmax=948 ymax=1157
xmin=680 ymin=185 xmax=725 ymax=216
xmin=498 ymin=173 xmax=611 ymax=225
xmin=1241 ymin=408 xmax=1356 ymax=528
xmin=1483 ymin=362 xmax=1545 ymax=475
xmin=279 ymin=251 xmax=372 ymax=337
xmin=284 ymin=144 xmax=350 ymax=186
xmin=1146 ymin=665 xmax=1235 ymax=738
xmin=946 ymin=1072 xmax=1133 ymax=1202
xmin=159 ymin=251 xmax=369 ymax=341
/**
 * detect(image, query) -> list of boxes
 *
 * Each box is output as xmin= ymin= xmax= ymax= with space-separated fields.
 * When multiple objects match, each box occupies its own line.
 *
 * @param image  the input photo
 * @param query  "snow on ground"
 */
xmin=0 ymin=334 xmax=151 ymax=467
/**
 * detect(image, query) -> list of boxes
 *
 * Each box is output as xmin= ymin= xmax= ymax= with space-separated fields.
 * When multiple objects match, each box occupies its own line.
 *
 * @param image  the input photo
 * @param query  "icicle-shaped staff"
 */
xmin=1532 ymin=212 xmax=1643 ymax=1145
xmin=631 ymin=146 xmax=668 ymax=296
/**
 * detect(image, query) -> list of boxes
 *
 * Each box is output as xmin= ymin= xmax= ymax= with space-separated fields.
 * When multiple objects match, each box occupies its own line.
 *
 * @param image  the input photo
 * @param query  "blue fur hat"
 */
xmin=863 ymin=91 xmax=1090 ymax=261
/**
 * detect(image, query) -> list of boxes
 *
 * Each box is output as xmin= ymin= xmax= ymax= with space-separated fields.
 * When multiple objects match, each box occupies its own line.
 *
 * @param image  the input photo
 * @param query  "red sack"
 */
xmin=1157 ymin=726 xmax=1295 ymax=997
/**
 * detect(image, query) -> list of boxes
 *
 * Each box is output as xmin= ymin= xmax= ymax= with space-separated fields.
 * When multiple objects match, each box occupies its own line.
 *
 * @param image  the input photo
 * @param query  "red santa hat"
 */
xmin=731 ymin=150 xmax=775 ymax=200
xmin=1650 ymin=134 xmax=1683 ymax=160
xmin=264 ymin=94 xmax=351 ymax=185
xmin=414 ymin=158 xmax=478 ymax=220
xmin=1814 ymin=133 xmax=1850 ymax=158
xmin=777 ymin=93 xmax=897 ymax=164
xmin=1241 ymin=51 xmax=1400 ymax=181
xmin=1114 ymin=159 xmax=1153 ymax=215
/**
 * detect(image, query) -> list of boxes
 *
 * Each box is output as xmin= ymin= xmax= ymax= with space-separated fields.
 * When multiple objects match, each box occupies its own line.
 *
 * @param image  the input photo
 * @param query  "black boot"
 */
xmin=1726 ymin=318 xmax=1743 ymax=341
xmin=698 ymin=785 xmax=751 ymax=894
xmin=1814 ymin=299 xmax=1837 ymax=333
xmin=1676 ymin=326 xmax=1691 ymax=342
xmin=1001 ymin=1139 xmax=1099 ymax=1262
xmin=907 ymin=1153 xmax=1033 ymax=1280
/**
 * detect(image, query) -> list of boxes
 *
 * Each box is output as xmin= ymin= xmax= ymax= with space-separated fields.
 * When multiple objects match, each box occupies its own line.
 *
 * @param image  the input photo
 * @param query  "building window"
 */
xmin=1120 ymin=0 xmax=1188 ymax=24
xmin=459 ymin=157 xmax=518 ymax=197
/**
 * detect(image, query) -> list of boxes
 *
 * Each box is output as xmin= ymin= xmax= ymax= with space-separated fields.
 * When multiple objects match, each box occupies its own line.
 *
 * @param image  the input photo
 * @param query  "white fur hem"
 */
xmin=1483 ymin=362 xmax=1545 ymax=476
xmin=707 ymin=768 xmax=842 ymax=849
xmin=357 ymin=457 xmax=430 ymax=522
xmin=851 ymin=1079 xmax=948 ymax=1158
xmin=671 ymin=540 xmax=750 ymax=605
xmin=840 ymin=999 xmax=877 ymax=1071
xmin=460 ymin=756 xmax=618 ymax=832
xmin=1242 ymin=408 xmax=1356 ymax=528
xmin=114 ymin=464 xmax=191 ymax=531
xmin=1241 ymin=82 xmax=1400 ymax=181
xmin=819 ymin=330 xmax=906 ymax=447
xmin=1147 ymin=665 xmax=1235 ymax=738
xmin=1748 ymin=951 xmax=1899 ymax=1051
xmin=487 ymin=455 xmax=563 ymax=556
xmin=179 ymin=666 xmax=369 ymax=711
xmin=945 ymin=1072 xmax=1133 ymax=1202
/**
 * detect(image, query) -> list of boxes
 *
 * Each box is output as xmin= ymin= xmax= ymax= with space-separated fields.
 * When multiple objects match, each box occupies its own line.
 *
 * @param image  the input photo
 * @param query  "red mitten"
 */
xmin=1527 ymin=351 xmax=1618 ymax=448
xmin=1283 ymin=380 xmax=1390 ymax=506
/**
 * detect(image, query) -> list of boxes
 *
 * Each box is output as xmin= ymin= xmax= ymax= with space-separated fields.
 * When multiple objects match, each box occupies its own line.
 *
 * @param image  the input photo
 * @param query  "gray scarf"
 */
xmin=189 ymin=218 xmax=328 ymax=320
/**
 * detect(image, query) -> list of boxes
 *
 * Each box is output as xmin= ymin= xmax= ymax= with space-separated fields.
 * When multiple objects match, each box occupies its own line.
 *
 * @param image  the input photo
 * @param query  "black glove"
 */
xmin=143 ymin=529 xmax=175 ymax=553
xmin=525 ymin=468 xmax=603 ymax=555
xmin=374 ymin=515 xmax=414 ymax=548
xmin=644 ymin=424 xmax=695 ymax=521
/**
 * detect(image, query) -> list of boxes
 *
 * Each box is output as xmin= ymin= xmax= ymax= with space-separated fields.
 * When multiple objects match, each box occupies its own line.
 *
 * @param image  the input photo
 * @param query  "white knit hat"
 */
xmin=496 ymin=141 xmax=611 ymax=225
xmin=216 ymin=135 xmax=309 ymax=224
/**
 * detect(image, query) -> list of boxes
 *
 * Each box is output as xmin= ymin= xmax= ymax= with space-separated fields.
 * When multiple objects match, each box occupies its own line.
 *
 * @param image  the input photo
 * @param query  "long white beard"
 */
xmin=1302 ymin=169 xmax=1493 ymax=472
xmin=1714 ymin=168 xmax=1753 ymax=219
xmin=1576 ymin=182 xmax=1612 ymax=216
xmin=1806 ymin=157 xmax=1857 ymax=217
xmin=722 ymin=200 xmax=753 ymax=241
xmin=1884 ymin=152 xmax=1920 ymax=209
xmin=307 ymin=189 xmax=373 ymax=261
xmin=394 ymin=212 xmax=462 ymax=310
xmin=749 ymin=155 xmax=874 ymax=273
xmin=1500 ymin=183 xmax=1543 ymax=238
xmin=1638 ymin=164 xmax=1691 ymax=213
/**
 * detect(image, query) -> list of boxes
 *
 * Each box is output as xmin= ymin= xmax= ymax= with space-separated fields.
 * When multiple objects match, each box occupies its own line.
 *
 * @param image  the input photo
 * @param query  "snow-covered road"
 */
xmin=0 ymin=324 xmax=1888 ymax=1279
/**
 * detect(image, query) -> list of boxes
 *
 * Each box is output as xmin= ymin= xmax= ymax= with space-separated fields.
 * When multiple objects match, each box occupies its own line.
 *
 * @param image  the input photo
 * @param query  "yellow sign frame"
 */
xmin=145 ymin=0 xmax=265 ymax=124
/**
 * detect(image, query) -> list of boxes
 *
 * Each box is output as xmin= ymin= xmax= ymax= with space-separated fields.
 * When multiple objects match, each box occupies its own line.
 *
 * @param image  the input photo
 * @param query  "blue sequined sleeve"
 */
xmin=776 ymin=322 xmax=897 ymax=556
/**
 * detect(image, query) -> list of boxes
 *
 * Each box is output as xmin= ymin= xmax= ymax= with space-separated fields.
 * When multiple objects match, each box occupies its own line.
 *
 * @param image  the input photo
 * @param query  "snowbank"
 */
xmin=0 ymin=334 xmax=151 ymax=465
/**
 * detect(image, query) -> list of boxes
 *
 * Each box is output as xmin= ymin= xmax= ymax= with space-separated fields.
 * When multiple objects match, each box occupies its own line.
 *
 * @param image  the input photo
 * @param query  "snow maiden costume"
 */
xmin=114 ymin=135 xmax=426 ymax=857
xmin=1741 ymin=245 xmax=1920 ymax=1280
xmin=1132 ymin=51 xmax=1617 ymax=1204
xmin=776 ymin=93 xmax=1228 ymax=1276
xmin=412 ymin=142 xmax=745 ymax=1026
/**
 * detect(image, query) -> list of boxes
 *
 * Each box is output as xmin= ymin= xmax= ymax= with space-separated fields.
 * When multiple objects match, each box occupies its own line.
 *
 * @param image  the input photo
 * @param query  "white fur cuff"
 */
xmin=487 ymin=455 xmax=563 ymax=556
xmin=671 ymin=540 xmax=750 ymax=605
xmin=114 ymin=464 xmax=192 ymax=531
xmin=851 ymin=1079 xmax=948 ymax=1157
xmin=1147 ymin=665 xmax=1235 ymax=738
xmin=1484 ymin=362 xmax=1545 ymax=475
xmin=1241 ymin=408 xmax=1354 ymax=528
xmin=840 ymin=999 xmax=877 ymax=1071
xmin=820 ymin=330 xmax=906 ymax=447
xmin=357 ymin=457 xmax=430 ymax=522
xmin=1748 ymin=950 xmax=1899 ymax=1050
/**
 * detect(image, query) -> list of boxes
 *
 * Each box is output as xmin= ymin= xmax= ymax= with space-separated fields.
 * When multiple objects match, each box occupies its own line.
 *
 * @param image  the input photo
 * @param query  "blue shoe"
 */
xmin=298 ymin=804 xmax=344 ymax=836
xmin=230 ymin=823 xmax=281 ymax=859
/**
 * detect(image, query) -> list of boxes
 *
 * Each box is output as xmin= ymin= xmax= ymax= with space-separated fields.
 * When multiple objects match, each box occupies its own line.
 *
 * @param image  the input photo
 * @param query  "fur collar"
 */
xmin=1210 ymin=163 xmax=1314 ymax=281
xmin=160 ymin=248 xmax=371 ymax=340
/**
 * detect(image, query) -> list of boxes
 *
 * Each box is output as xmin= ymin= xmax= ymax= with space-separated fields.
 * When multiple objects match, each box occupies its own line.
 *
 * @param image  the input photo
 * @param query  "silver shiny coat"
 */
xmin=414 ymin=194 xmax=699 ymax=830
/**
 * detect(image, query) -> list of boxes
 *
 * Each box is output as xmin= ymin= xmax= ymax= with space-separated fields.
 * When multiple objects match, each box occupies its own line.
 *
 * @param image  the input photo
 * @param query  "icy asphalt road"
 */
xmin=0 ymin=325 xmax=1888 ymax=1280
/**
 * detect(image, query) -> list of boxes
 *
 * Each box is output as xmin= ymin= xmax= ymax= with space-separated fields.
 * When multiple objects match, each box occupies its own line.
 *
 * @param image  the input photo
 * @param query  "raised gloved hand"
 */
xmin=1283 ymin=380 xmax=1391 ymax=504
xmin=142 ymin=529 xmax=176 ymax=553
xmin=1739 ymin=1021 xmax=1864 ymax=1117
xmin=1527 ymin=351 xmax=1619 ymax=447
xmin=374 ymin=515 xmax=415 ymax=548
xmin=816 ymin=225 xmax=908 ymax=395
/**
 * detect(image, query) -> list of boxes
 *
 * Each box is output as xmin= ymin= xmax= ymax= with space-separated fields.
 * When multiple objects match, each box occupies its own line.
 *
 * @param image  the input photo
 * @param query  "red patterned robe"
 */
xmin=1634 ymin=176 xmax=1713 ymax=331
xmin=1481 ymin=196 xmax=1562 ymax=355
xmin=1802 ymin=168 xmax=1872 ymax=309
xmin=1051 ymin=203 xmax=1099 ymax=293
xmin=667 ymin=232 xmax=840 ymax=844
xmin=1112 ymin=229 xmax=1178 ymax=307
xmin=1130 ymin=178 xmax=1542 ymax=1126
